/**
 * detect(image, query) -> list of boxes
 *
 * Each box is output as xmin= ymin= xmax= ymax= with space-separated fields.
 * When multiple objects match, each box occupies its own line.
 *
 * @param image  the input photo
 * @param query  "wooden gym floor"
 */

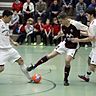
xmin=0 ymin=45 xmax=96 ymax=96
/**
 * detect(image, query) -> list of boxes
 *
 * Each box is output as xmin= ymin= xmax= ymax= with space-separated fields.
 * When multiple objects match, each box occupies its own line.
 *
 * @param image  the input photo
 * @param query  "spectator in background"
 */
xmin=9 ymin=10 xmax=19 ymax=34
xmin=84 ymin=0 xmax=91 ymax=7
xmin=35 ymin=0 xmax=47 ymax=23
xmin=23 ymin=0 xmax=35 ymax=22
xmin=34 ymin=17 xmax=44 ymax=45
xmin=12 ymin=0 xmax=23 ymax=13
xmin=12 ymin=0 xmax=23 ymax=24
xmin=88 ymin=0 xmax=96 ymax=9
xmin=16 ymin=23 xmax=27 ymax=45
xmin=43 ymin=19 xmax=53 ymax=46
xmin=25 ymin=18 xmax=35 ymax=45
xmin=49 ymin=0 xmax=61 ymax=21
xmin=61 ymin=0 xmax=73 ymax=15
xmin=76 ymin=0 xmax=87 ymax=16
xmin=76 ymin=10 xmax=87 ymax=25
xmin=52 ymin=17 xmax=61 ymax=45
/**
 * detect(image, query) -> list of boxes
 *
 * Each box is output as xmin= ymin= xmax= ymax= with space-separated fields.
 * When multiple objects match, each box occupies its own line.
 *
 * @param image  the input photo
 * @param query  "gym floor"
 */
xmin=0 ymin=45 xmax=96 ymax=96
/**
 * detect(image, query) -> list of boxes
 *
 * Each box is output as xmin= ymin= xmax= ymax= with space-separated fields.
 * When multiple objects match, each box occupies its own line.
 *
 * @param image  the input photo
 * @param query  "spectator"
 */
xmin=9 ymin=10 xmax=19 ymax=34
xmin=35 ymin=0 xmax=47 ymax=23
xmin=25 ymin=18 xmax=35 ymax=45
xmin=16 ymin=23 xmax=27 ymax=45
xmin=23 ymin=0 xmax=35 ymax=22
xmin=52 ymin=17 xmax=61 ymax=45
xmin=12 ymin=0 xmax=23 ymax=24
xmin=61 ymin=0 xmax=73 ymax=15
xmin=12 ymin=0 xmax=23 ymax=13
xmin=84 ymin=0 xmax=91 ymax=7
xmin=43 ymin=19 xmax=53 ymax=46
xmin=34 ymin=17 xmax=44 ymax=45
xmin=88 ymin=0 xmax=96 ymax=9
xmin=49 ymin=0 xmax=61 ymax=21
xmin=76 ymin=0 xmax=87 ymax=16
xmin=76 ymin=10 xmax=87 ymax=25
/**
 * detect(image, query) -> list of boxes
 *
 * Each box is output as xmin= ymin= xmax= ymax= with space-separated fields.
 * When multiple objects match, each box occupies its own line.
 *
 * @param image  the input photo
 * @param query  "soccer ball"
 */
xmin=32 ymin=73 xmax=42 ymax=83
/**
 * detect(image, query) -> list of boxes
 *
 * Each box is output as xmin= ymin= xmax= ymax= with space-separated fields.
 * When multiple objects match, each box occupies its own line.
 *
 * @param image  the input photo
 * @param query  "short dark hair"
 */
xmin=2 ymin=10 xmax=13 ymax=17
xmin=57 ymin=12 xmax=67 ymax=19
xmin=85 ymin=8 xmax=96 ymax=17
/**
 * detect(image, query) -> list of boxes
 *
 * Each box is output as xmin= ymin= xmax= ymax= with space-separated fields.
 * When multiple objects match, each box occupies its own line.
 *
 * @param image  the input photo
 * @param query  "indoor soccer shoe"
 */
xmin=64 ymin=79 xmax=69 ymax=86
xmin=27 ymin=64 xmax=35 ymax=72
xmin=78 ymin=75 xmax=89 ymax=82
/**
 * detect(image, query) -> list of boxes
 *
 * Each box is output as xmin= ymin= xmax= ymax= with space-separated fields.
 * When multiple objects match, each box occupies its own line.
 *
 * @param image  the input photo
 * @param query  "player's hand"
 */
xmin=53 ymin=36 xmax=58 ymax=40
xmin=71 ymin=38 xmax=80 ymax=43
xmin=13 ymin=41 xmax=19 ymax=46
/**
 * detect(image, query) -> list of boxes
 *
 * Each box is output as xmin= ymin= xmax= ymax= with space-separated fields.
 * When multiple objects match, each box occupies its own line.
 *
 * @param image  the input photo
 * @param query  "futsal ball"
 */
xmin=32 ymin=73 xmax=42 ymax=83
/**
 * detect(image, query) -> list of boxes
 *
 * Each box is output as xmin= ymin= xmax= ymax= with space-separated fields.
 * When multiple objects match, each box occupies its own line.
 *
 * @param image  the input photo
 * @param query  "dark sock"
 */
xmin=34 ymin=56 xmax=48 ymax=68
xmin=64 ymin=65 xmax=70 ymax=81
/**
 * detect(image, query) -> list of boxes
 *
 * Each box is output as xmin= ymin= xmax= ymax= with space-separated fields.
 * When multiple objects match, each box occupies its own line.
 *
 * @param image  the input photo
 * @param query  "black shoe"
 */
xmin=78 ymin=75 xmax=90 ymax=82
xmin=64 ymin=80 xmax=69 ymax=86
xmin=27 ymin=64 xmax=35 ymax=72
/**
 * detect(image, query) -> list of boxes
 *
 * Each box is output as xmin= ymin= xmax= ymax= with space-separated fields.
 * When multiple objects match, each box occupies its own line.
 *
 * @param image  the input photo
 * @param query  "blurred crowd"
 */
xmin=9 ymin=0 xmax=96 ymax=46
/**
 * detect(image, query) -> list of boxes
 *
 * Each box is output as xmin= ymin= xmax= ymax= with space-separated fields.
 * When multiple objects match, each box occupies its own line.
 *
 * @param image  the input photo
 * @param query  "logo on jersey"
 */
xmin=1 ymin=25 xmax=5 ymax=29
xmin=70 ymin=29 xmax=73 ymax=33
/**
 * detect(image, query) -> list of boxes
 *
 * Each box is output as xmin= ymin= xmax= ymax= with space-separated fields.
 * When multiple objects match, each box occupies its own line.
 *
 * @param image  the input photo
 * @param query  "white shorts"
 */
xmin=0 ymin=48 xmax=21 ymax=65
xmin=89 ymin=50 xmax=96 ymax=65
xmin=54 ymin=41 xmax=77 ymax=58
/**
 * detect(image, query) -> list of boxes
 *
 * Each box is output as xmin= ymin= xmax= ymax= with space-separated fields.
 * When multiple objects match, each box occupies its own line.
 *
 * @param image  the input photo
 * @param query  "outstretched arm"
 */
xmin=10 ymin=37 xmax=19 ymax=46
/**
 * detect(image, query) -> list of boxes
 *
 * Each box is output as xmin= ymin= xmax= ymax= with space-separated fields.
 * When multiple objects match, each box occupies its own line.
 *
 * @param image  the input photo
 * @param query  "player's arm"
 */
xmin=10 ymin=37 xmax=19 ymax=46
xmin=54 ymin=31 xmax=64 ymax=39
xmin=80 ymin=31 xmax=88 ymax=36
xmin=71 ymin=36 xmax=96 ymax=43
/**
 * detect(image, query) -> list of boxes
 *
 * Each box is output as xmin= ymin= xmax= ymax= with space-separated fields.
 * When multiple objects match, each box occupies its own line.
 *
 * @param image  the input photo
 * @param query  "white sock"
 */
xmin=20 ymin=64 xmax=31 ymax=80
xmin=85 ymin=68 xmax=92 ymax=78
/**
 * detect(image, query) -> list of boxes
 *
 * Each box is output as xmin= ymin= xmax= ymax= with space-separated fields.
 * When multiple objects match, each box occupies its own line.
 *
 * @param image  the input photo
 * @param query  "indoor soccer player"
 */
xmin=27 ymin=12 xmax=80 ymax=86
xmin=0 ymin=10 xmax=32 ymax=82
xmin=71 ymin=8 xmax=96 ymax=82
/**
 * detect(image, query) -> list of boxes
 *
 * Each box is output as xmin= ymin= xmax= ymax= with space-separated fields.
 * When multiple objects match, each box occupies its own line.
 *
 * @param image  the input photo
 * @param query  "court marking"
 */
xmin=0 ymin=69 xmax=56 ymax=96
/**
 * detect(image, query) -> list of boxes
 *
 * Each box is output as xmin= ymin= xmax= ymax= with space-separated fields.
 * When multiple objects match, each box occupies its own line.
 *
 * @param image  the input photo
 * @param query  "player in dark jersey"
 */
xmin=27 ymin=12 xmax=80 ymax=86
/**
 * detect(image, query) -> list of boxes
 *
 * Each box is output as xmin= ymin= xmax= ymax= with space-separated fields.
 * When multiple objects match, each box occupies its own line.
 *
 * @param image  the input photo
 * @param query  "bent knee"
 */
xmin=0 ymin=65 xmax=4 ymax=72
xmin=16 ymin=57 xmax=24 ymax=65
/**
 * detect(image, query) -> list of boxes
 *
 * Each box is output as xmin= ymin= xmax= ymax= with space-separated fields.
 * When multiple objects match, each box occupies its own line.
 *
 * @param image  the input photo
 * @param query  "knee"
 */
xmin=0 ymin=66 xmax=4 ymax=72
xmin=17 ymin=57 xmax=24 ymax=65
xmin=65 ymin=59 xmax=71 ymax=64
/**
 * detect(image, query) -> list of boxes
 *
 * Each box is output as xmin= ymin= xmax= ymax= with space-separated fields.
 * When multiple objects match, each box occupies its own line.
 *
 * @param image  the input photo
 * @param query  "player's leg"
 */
xmin=64 ymin=55 xmax=72 ymax=86
xmin=9 ymin=48 xmax=31 ymax=81
xmin=27 ymin=50 xmax=59 ymax=71
xmin=78 ymin=51 xmax=96 ymax=82
xmin=64 ymin=49 xmax=77 ymax=86
xmin=0 ymin=65 xmax=4 ymax=73
xmin=27 ymin=41 xmax=65 ymax=71
xmin=16 ymin=57 xmax=31 ymax=81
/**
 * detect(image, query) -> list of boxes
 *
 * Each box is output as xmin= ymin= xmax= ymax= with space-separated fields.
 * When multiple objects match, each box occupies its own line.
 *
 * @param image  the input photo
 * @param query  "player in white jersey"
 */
xmin=71 ymin=8 xmax=96 ymax=82
xmin=0 ymin=10 xmax=32 ymax=82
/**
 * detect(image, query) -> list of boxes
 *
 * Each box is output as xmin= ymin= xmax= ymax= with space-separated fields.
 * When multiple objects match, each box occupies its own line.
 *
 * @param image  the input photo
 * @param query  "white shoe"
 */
xmin=33 ymin=43 xmax=37 ymax=45
xmin=39 ymin=42 xmax=43 ymax=46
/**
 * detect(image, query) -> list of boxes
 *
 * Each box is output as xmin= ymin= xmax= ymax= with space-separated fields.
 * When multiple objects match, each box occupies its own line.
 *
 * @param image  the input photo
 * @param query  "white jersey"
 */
xmin=69 ymin=19 xmax=88 ymax=31
xmin=0 ymin=19 xmax=12 ymax=49
xmin=88 ymin=19 xmax=96 ymax=52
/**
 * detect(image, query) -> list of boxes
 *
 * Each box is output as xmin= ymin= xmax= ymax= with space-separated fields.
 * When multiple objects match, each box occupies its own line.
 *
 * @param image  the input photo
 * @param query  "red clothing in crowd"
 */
xmin=34 ymin=23 xmax=44 ymax=32
xmin=12 ymin=1 xmax=23 ymax=12
xmin=43 ymin=24 xmax=52 ymax=33
xmin=52 ymin=24 xmax=61 ymax=35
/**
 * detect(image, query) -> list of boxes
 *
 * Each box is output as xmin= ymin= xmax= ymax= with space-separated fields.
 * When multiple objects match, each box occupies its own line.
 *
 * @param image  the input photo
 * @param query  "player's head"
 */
xmin=57 ymin=12 xmax=69 ymax=25
xmin=85 ymin=8 xmax=96 ymax=21
xmin=2 ymin=10 xmax=13 ymax=23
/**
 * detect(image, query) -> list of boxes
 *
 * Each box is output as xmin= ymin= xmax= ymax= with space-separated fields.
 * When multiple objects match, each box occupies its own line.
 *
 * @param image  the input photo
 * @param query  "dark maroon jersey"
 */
xmin=62 ymin=24 xmax=80 ymax=49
